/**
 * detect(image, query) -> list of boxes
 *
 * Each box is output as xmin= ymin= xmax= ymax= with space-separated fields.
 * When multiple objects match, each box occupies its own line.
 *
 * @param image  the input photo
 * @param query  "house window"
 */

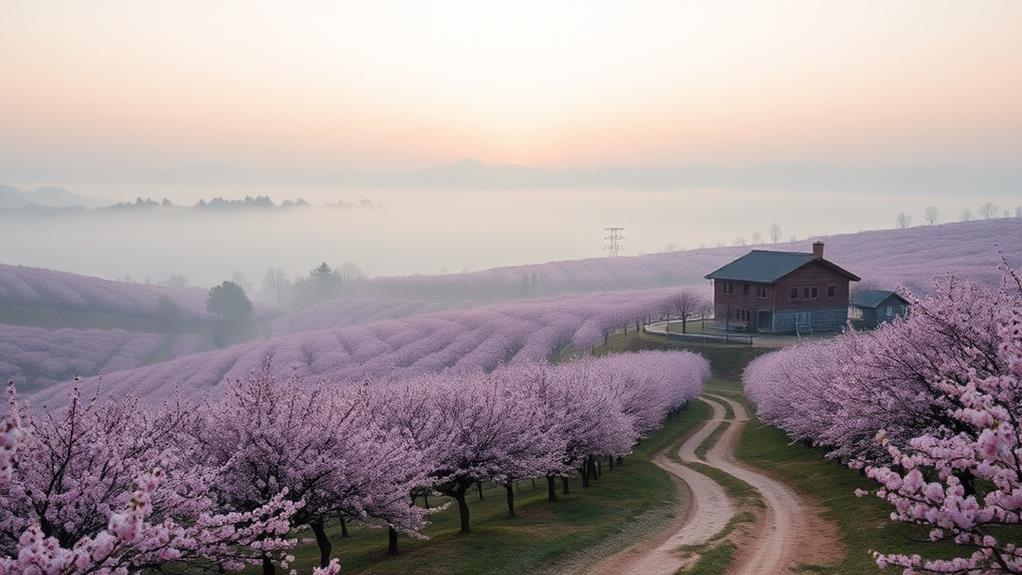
xmin=723 ymin=281 xmax=735 ymax=295
xmin=827 ymin=285 xmax=836 ymax=298
xmin=790 ymin=288 xmax=799 ymax=300
xmin=886 ymin=305 xmax=894 ymax=318
xmin=803 ymin=287 xmax=811 ymax=299
xmin=756 ymin=286 xmax=767 ymax=299
xmin=811 ymin=287 xmax=818 ymax=299
xmin=743 ymin=284 xmax=750 ymax=297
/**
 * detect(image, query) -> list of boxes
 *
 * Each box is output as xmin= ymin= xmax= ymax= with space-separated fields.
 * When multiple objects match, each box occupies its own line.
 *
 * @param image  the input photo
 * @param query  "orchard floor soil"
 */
xmin=589 ymin=394 xmax=841 ymax=575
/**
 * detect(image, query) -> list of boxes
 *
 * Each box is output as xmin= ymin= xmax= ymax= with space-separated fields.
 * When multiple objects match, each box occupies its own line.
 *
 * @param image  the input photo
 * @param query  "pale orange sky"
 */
xmin=2 ymin=0 xmax=1020 ymax=182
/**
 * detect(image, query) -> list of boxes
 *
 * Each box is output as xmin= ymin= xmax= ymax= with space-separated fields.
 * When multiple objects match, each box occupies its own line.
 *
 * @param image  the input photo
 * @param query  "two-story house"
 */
xmin=704 ymin=242 xmax=860 ymax=334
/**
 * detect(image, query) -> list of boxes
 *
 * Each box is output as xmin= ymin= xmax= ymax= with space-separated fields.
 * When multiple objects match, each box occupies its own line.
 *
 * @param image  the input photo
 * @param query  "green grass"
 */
xmin=677 ymin=540 xmax=737 ymax=575
xmin=668 ymin=397 xmax=760 ymax=575
xmin=699 ymin=376 xmax=958 ymax=573
xmin=273 ymin=399 xmax=715 ymax=575
xmin=694 ymin=421 xmax=728 ymax=461
xmin=701 ymin=379 xmax=747 ymax=403
xmin=733 ymin=408 xmax=962 ymax=574
xmin=665 ymin=321 xmax=708 ymax=335
xmin=592 ymin=330 xmax=770 ymax=380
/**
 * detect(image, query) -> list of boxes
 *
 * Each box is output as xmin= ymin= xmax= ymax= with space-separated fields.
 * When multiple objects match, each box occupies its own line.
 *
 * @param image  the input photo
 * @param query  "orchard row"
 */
xmin=1 ymin=350 xmax=708 ymax=574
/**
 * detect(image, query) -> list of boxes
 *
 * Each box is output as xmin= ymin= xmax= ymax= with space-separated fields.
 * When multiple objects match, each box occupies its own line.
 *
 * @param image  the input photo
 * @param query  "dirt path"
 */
xmin=702 ymin=394 xmax=840 ymax=574
xmin=588 ymin=399 xmax=735 ymax=575
xmin=588 ymin=394 xmax=840 ymax=575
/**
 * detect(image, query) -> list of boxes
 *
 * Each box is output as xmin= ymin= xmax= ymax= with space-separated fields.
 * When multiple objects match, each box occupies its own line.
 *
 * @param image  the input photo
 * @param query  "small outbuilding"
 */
xmin=849 ymin=290 xmax=910 ymax=329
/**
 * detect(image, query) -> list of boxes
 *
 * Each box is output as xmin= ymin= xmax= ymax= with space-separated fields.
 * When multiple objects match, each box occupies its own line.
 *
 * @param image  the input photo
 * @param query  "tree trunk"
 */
xmin=505 ymin=482 xmax=516 ymax=518
xmin=546 ymin=475 xmax=558 ymax=502
xmin=262 ymin=555 xmax=275 ymax=575
xmin=453 ymin=489 xmax=471 ymax=533
xmin=338 ymin=514 xmax=350 ymax=538
xmin=596 ymin=458 xmax=602 ymax=479
xmin=561 ymin=476 xmax=570 ymax=495
xmin=532 ymin=478 xmax=536 ymax=489
xmin=423 ymin=494 xmax=430 ymax=509
xmin=477 ymin=481 xmax=484 ymax=500
xmin=580 ymin=461 xmax=590 ymax=488
xmin=958 ymin=470 xmax=977 ymax=496
xmin=310 ymin=520 xmax=332 ymax=568
xmin=682 ymin=315 xmax=688 ymax=334
xmin=608 ymin=455 xmax=614 ymax=470
xmin=387 ymin=526 xmax=398 ymax=555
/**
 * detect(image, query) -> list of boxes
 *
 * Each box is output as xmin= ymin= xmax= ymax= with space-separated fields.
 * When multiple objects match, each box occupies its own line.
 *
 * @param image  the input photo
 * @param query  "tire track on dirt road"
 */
xmin=588 ymin=399 xmax=735 ymax=575
xmin=702 ymin=394 xmax=841 ymax=575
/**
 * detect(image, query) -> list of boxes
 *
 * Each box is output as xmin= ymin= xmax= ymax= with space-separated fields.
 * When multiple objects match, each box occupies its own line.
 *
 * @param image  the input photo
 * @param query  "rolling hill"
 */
xmin=362 ymin=219 xmax=1022 ymax=300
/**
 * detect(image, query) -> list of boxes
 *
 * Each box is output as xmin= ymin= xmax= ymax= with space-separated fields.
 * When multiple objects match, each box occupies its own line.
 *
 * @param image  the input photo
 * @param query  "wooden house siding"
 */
xmin=710 ymin=259 xmax=855 ymax=334
xmin=773 ymin=262 xmax=852 ymax=311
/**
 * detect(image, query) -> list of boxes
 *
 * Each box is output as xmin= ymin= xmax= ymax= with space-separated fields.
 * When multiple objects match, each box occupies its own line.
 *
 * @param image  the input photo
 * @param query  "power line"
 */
xmin=604 ymin=227 xmax=624 ymax=257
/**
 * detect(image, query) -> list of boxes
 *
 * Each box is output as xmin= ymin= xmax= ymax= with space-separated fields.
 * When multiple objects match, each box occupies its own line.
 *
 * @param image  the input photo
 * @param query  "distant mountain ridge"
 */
xmin=0 ymin=185 xmax=108 ymax=208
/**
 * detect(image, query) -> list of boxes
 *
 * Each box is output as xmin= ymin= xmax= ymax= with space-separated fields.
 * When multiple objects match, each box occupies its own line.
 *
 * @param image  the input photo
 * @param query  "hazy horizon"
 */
xmin=3 ymin=0 xmax=1020 ymax=287
xmin=3 ymin=186 xmax=1017 ymax=288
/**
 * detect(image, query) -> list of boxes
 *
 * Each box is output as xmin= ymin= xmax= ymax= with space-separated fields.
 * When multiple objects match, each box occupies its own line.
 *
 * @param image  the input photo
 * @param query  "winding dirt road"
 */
xmin=589 ymin=394 xmax=840 ymax=575
xmin=702 ymin=394 xmax=840 ymax=574
xmin=589 ymin=400 xmax=735 ymax=575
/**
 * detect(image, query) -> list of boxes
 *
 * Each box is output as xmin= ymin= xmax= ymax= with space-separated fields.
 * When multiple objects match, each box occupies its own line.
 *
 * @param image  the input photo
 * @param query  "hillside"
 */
xmin=362 ymin=219 xmax=1022 ymax=300
xmin=30 ymin=288 xmax=679 ymax=404
xmin=0 ymin=263 xmax=213 ymax=325
xmin=0 ymin=325 xmax=207 ymax=394
xmin=0 ymin=263 xmax=279 ymax=331
xmin=17 ymin=218 xmax=1022 ymax=403
xmin=268 ymin=297 xmax=460 ymax=336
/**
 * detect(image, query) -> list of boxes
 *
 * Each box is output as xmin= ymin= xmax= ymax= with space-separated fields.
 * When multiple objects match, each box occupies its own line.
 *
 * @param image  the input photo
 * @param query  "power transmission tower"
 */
xmin=604 ymin=227 xmax=625 ymax=257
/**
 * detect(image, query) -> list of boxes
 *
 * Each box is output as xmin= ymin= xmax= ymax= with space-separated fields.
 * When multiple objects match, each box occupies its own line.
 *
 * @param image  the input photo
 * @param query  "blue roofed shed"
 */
xmin=849 ymin=290 xmax=910 ymax=328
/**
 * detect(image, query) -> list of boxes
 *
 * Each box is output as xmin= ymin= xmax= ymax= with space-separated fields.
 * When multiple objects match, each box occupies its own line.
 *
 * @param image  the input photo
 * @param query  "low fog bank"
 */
xmin=2 ymin=187 xmax=1019 ymax=296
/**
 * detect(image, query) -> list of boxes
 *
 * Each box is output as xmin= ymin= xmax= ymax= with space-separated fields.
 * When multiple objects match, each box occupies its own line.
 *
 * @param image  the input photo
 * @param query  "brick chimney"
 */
xmin=812 ymin=241 xmax=825 ymax=259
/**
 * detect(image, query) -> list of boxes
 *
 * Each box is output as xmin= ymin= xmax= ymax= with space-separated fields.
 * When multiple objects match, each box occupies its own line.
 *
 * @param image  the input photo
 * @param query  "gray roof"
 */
xmin=704 ymin=250 xmax=861 ymax=283
xmin=850 ymin=290 xmax=910 ymax=309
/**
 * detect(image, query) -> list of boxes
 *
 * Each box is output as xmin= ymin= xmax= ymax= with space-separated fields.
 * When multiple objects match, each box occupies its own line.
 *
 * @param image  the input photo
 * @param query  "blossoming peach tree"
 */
xmin=745 ymin=265 xmax=1022 ymax=573
xmin=0 ymin=381 xmax=334 ymax=575
xmin=863 ymin=270 xmax=1022 ymax=574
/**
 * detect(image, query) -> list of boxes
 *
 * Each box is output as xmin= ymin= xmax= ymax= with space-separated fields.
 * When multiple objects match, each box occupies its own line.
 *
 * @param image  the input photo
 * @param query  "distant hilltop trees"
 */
xmin=103 ymin=195 xmax=310 ymax=210
xmin=0 ymin=191 xmax=378 ymax=213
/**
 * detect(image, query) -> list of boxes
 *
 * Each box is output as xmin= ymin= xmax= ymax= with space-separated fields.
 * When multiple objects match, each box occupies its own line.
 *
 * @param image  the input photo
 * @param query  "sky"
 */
xmin=2 ymin=0 xmax=1020 ymax=189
